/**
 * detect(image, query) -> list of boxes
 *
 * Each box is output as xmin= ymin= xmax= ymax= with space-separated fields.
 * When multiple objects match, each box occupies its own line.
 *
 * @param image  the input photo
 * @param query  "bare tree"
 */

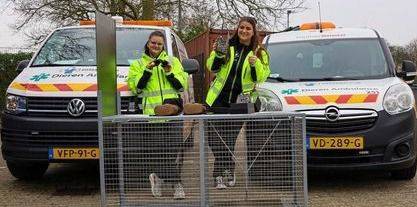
xmin=142 ymin=0 xmax=155 ymax=19
xmin=390 ymin=38 xmax=417 ymax=69
xmin=5 ymin=0 xmax=305 ymax=45
xmin=405 ymin=38 xmax=417 ymax=64
xmin=390 ymin=45 xmax=408 ymax=67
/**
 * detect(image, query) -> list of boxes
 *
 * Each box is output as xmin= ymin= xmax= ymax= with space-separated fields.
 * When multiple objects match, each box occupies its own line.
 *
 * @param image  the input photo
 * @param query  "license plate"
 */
xmin=49 ymin=148 xmax=99 ymax=160
xmin=309 ymin=137 xmax=364 ymax=149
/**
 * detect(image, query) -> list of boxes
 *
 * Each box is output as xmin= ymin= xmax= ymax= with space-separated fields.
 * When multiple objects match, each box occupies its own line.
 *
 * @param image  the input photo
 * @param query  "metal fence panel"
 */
xmin=101 ymin=113 xmax=307 ymax=207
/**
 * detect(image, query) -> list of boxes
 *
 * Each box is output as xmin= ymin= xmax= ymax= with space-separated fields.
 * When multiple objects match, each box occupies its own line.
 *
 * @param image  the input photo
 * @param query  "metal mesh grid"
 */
xmin=101 ymin=113 xmax=307 ymax=207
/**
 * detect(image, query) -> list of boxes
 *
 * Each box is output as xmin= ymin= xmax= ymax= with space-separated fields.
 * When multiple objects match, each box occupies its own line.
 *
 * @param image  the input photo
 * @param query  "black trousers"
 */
xmin=207 ymin=120 xmax=244 ymax=178
xmin=139 ymin=121 xmax=183 ymax=184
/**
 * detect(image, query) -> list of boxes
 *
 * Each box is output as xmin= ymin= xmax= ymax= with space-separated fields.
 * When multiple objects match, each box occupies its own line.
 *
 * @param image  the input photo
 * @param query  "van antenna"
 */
xmin=318 ymin=1 xmax=323 ymax=33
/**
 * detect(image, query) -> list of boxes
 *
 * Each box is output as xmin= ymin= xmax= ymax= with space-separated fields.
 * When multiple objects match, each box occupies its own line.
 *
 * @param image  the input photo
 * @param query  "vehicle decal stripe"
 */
xmin=285 ymin=94 xmax=379 ymax=105
xmin=323 ymin=95 xmax=340 ymax=103
xmin=68 ymin=83 xmax=91 ymax=91
xmin=285 ymin=96 xmax=300 ymax=105
xmin=336 ymin=94 xmax=353 ymax=104
xmin=53 ymin=84 xmax=73 ymax=91
xmin=38 ymin=84 xmax=60 ymax=92
xmin=117 ymin=84 xmax=129 ymax=91
xmin=83 ymin=84 xmax=98 ymax=91
xmin=310 ymin=95 xmax=327 ymax=104
xmin=346 ymin=94 xmax=368 ymax=104
xmin=25 ymin=84 xmax=42 ymax=91
xmin=364 ymin=94 xmax=378 ymax=102
xmin=296 ymin=96 xmax=317 ymax=105
xmin=9 ymin=82 xmax=130 ymax=92
xmin=10 ymin=82 xmax=26 ymax=90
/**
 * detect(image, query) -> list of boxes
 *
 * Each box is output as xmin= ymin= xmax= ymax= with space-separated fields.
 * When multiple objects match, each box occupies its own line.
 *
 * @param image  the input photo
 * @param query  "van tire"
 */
xmin=6 ymin=161 xmax=49 ymax=180
xmin=391 ymin=161 xmax=417 ymax=180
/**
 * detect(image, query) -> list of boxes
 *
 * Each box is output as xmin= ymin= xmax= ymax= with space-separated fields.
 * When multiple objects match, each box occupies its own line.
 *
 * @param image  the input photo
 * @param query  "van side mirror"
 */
xmin=16 ymin=60 xmax=30 ymax=73
xmin=182 ymin=59 xmax=199 ymax=74
xmin=398 ymin=60 xmax=416 ymax=82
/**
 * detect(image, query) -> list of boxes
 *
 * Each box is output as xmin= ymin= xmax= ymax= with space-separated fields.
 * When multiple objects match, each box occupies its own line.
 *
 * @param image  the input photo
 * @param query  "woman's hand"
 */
xmin=163 ymin=65 xmax=172 ymax=73
xmin=146 ymin=61 xmax=156 ymax=69
xmin=214 ymin=36 xmax=228 ymax=54
xmin=161 ymin=60 xmax=171 ymax=72
xmin=164 ymin=65 xmax=171 ymax=73
xmin=249 ymin=56 xmax=257 ymax=66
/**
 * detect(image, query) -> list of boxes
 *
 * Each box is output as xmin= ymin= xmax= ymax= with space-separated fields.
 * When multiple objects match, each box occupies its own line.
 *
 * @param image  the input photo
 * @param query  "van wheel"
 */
xmin=6 ymin=161 xmax=49 ymax=180
xmin=391 ymin=161 xmax=417 ymax=180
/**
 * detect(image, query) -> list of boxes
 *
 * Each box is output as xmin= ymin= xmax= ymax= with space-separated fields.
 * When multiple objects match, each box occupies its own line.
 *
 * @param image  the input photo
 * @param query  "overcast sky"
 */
xmin=0 ymin=0 xmax=416 ymax=48
xmin=291 ymin=0 xmax=417 ymax=46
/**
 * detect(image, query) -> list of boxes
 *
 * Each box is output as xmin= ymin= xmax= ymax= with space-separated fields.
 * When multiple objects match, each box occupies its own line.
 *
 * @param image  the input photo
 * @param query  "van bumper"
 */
xmin=307 ymin=110 xmax=416 ymax=171
xmin=1 ymin=112 xmax=98 ymax=163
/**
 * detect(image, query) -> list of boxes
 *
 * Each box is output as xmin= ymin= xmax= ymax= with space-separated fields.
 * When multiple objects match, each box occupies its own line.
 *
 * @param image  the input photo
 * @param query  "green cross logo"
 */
xmin=282 ymin=89 xmax=299 ymax=95
xmin=30 ymin=73 xmax=50 ymax=82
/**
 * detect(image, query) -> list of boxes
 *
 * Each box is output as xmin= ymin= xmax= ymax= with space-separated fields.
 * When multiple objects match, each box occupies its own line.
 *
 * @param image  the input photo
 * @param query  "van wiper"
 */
xmin=31 ymin=64 xmax=79 ymax=67
xmin=267 ymin=76 xmax=298 ymax=82
xmin=32 ymin=63 xmax=131 ymax=67
xmin=299 ymin=76 xmax=359 ymax=81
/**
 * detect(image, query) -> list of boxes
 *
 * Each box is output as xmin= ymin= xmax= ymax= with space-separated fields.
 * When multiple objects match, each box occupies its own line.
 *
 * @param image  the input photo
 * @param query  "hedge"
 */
xmin=0 ymin=53 xmax=33 ymax=113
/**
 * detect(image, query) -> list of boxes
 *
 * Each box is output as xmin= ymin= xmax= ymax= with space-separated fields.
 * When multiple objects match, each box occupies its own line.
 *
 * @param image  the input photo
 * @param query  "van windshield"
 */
xmin=267 ymin=39 xmax=390 ymax=82
xmin=32 ymin=27 xmax=158 ymax=67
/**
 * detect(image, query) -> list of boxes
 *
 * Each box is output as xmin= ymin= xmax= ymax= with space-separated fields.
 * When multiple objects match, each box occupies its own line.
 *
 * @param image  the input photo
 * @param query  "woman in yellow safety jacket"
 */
xmin=127 ymin=30 xmax=188 ymax=199
xmin=127 ymin=31 xmax=188 ymax=116
xmin=205 ymin=16 xmax=270 ymax=189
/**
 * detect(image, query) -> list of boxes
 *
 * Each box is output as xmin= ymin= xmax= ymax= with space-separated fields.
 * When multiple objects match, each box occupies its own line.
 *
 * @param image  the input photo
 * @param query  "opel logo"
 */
xmin=325 ymin=106 xmax=340 ymax=122
xmin=67 ymin=99 xmax=86 ymax=117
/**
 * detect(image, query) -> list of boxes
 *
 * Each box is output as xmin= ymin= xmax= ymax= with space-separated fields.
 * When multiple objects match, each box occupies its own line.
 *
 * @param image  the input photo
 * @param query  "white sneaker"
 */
xmin=224 ymin=170 xmax=236 ymax=187
xmin=173 ymin=183 xmax=185 ymax=200
xmin=215 ymin=176 xmax=227 ymax=189
xmin=149 ymin=173 xmax=162 ymax=197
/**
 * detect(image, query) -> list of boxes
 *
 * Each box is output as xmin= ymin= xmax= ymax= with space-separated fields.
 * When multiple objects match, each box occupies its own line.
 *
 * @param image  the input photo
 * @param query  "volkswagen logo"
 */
xmin=67 ymin=99 xmax=86 ymax=117
xmin=325 ymin=106 xmax=340 ymax=122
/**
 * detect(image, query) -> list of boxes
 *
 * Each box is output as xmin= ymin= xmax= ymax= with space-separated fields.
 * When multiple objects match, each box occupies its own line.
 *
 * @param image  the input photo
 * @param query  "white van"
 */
xmin=257 ymin=22 xmax=417 ymax=179
xmin=1 ymin=18 xmax=197 ymax=180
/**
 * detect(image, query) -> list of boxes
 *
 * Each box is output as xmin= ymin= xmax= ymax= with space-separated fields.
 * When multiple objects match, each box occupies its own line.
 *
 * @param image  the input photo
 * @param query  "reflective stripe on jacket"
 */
xmin=205 ymin=46 xmax=270 ymax=106
xmin=127 ymin=51 xmax=188 ymax=115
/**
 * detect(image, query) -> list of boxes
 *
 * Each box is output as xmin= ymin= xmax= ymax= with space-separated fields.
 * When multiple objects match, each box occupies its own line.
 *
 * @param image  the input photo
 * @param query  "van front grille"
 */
xmin=26 ymin=97 xmax=132 ymax=117
xmin=302 ymin=108 xmax=378 ymax=133
xmin=1 ymin=128 xmax=98 ymax=147
xmin=306 ymin=117 xmax=377 ymax=133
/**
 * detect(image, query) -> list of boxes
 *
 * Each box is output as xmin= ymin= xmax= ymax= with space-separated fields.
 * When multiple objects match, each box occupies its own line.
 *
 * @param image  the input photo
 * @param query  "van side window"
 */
xmin=171 ymin=33 xmax=188 ymax=61
xmin=171 ymin=34 xmax=180 ymax=59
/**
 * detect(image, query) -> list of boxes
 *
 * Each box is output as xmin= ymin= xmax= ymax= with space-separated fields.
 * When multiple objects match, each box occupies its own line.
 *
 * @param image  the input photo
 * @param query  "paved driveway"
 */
xmin=1 ymin=142 xmax=416 ymax=207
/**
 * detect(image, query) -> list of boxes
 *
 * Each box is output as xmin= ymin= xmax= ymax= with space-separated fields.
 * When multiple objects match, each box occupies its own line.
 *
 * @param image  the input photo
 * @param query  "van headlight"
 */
xmin=383 ymin=83 xmax=414 ymax=115
xmin=5 ymin=94 xmax=27 ymax=114
xmin=253 ymin=88 xmax=283 ymax=111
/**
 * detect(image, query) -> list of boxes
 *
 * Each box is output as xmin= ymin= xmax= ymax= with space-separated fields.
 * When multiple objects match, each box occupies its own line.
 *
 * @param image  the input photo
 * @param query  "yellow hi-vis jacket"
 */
xmin=127 ymin=51 xmax=188 ymax=115
xmin=205 ymin=46 xmax=270 ymax=106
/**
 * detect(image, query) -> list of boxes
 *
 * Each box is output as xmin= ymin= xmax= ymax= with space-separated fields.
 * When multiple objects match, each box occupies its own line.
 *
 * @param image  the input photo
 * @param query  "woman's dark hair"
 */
xmin=227 ymin=16 xmax=267 ymax=63
xmin=144 ymin=30 xmax=166 ymax=56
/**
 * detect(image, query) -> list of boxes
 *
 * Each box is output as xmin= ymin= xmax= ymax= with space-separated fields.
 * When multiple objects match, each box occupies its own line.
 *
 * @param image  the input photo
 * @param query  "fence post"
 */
xmin=117 ymin=121 xmax=126 ymax=206
xmin=302 ymin=116 xmax=308 ymax=207
xmin=199 ymin=119 xmax=208 ymax=206
xmin=98 ymin=91 xmax=106 ymax=207
xmin=291 ymin=116 xmax=297 ymax=204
